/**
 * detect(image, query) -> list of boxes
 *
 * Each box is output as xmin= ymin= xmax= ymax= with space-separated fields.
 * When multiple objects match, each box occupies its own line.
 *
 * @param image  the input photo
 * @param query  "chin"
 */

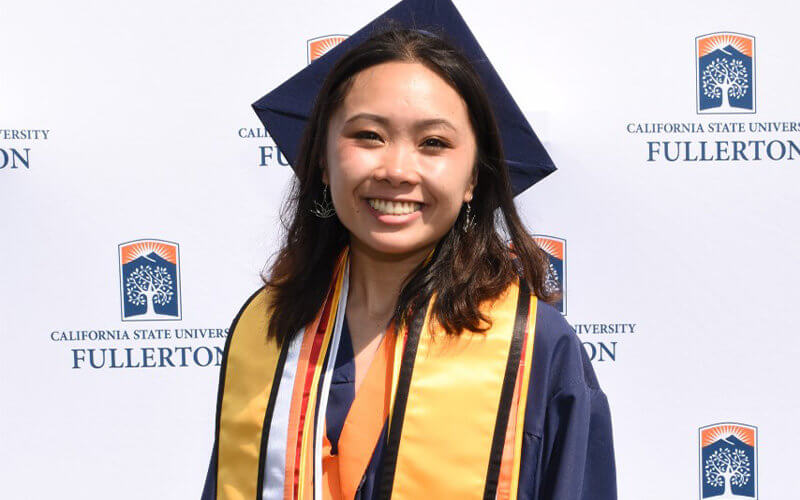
xmin=355 ymin=233 xmax=438 ymax=258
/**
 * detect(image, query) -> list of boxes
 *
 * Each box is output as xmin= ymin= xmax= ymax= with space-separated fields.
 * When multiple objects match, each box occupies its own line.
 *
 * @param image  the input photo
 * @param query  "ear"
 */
xmin=463 ymin=168 xmax=477 ymax=203
xmin=321 ymin=163 xmax=329 ymax=185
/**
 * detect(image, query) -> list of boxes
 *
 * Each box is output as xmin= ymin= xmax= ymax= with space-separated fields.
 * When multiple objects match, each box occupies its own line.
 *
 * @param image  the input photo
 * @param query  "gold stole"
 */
xmin=213 ymin=253 xmax=538 ymax=500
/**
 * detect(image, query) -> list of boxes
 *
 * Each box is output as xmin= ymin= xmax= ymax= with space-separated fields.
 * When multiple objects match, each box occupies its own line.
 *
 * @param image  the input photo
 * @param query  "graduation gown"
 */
xmin=200 ymin=290 xmax=617 ymax=500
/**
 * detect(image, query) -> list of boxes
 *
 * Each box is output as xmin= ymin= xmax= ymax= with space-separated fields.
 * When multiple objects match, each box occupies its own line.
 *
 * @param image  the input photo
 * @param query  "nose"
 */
xmin=371 ymin=142 xmax=421 ymax=187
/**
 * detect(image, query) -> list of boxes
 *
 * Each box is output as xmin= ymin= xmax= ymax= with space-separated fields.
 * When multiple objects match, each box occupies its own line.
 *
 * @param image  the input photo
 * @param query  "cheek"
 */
xmin=327 ymin=150 xmax=377 ymax=215
xmin=337 ymin=144 xmax=364 ymax=165
xmin=425 ymin=155 xmax=475 ymax=203
xmin=330 ymin=144 xmax=377 ymax=183
xmin=328 ymin=151 xmax=357 ymax=187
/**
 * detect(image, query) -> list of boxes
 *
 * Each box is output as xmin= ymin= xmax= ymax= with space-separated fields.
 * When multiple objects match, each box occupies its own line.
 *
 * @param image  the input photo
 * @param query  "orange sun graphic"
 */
xmin=698 ymin=34 xmax=753 ymax=58
xmin=534 ymin=237 xmax=564 ymax=260
xmin=309 ymin=36 xmax=347 ymax=62
xmin=701 ymin=424 xmax=755 ymax=447
xmin=121 ymin=241 xmax=177 ymax=265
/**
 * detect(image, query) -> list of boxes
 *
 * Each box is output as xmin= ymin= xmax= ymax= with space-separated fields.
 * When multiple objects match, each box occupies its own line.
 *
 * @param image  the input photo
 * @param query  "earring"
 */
xmin=462 ymin=202 xmax=476 ymax=233
xmin=310 ymin=184 xmax=336 ymax=218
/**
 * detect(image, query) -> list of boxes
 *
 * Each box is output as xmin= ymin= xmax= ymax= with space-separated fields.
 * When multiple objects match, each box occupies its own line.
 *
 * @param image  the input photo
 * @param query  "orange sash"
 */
xmin=213 ymin=247 xmax=538 ymax=500
xmin=321 ymin=322 xmax=397 ymax=500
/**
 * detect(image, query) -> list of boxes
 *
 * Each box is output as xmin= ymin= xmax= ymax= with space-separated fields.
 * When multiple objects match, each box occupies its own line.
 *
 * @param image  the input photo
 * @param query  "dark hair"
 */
xmin=262 ymin=23 xmax=559 ymax=345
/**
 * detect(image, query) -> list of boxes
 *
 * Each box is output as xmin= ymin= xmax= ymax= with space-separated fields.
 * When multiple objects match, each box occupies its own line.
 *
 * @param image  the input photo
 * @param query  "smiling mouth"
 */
xmin=366 ymin=198 xmax=423 ymax=215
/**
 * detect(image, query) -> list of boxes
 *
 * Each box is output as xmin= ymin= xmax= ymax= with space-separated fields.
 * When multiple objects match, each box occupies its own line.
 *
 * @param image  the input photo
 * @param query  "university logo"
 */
xmin=118 ymin=239 xmax=182 ymax=321
xmin=307 ymin=35 xmax=347 ymax=64
xmin=533 ymin=235 xmax=566 ymax=315
xmin=699 ymin=422 xmax=758 ymax=499
xmin=696 ymin=32 xmax=756 ymax=114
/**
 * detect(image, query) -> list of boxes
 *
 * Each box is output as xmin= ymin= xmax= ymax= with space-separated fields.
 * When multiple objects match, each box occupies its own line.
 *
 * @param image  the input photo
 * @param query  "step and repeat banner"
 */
xmin=1 ymin=0 xmax=798 ymax=498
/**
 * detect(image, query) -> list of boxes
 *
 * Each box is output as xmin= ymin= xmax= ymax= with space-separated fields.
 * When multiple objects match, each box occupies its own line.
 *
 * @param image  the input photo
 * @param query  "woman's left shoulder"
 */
xmin=520 ymin=298 xmax=618 ymax=499
xmin=503 ymin=275 xmax=594 ymax=391
xmin=522 ymin=298 xmax=609 ymax=436
xmin=528 ymin=299 xmax=601 ymax=390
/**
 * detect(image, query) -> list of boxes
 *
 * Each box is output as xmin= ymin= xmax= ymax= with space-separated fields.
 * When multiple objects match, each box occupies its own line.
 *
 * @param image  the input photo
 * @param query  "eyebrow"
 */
xmin=343 ymin=112 xmax=458 ymax=133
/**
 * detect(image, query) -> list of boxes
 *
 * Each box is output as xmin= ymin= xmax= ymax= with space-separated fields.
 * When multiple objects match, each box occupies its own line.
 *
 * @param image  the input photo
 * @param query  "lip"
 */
xmin=363 ymin=198 xmax=424 ymax=225
xmin=364 ymin=196 xmax=425 ymax=204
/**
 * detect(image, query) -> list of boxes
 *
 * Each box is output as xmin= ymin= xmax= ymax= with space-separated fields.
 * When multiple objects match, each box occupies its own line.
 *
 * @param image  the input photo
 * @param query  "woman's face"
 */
xmin=324 ymin=61 xmax=478 ymax=258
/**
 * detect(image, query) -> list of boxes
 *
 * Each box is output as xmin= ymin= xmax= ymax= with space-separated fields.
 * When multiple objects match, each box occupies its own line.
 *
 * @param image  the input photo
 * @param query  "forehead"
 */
xmin=336 ymin=61 xmax=471 ymax=127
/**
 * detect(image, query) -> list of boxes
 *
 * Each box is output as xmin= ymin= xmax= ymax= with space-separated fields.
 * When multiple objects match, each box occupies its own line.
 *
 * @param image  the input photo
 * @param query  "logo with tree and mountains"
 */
xmin=696 ymin=32 xmax=756 ymax=114
xmin=699 ymin=422 xmax=758 ymax=498
xmin=118 ymin=239 xmax=182 ymax=321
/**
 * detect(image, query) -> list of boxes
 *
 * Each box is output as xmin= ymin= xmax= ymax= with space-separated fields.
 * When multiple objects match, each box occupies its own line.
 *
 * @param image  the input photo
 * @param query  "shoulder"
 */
xmin=224 ymin=286 xmax=274 ymax=349
xmin=523 ymin=299 xmax=605 ymax=436
xmin=231 ymin=286 xmax=271 ymax=329
xmin=530 ymin=299 xmax=600 ymax=393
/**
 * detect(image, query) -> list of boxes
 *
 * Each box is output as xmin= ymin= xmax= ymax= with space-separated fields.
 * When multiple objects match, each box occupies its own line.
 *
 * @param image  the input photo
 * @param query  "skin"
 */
xmin=322 ymin=61 xmax=478 ymax=392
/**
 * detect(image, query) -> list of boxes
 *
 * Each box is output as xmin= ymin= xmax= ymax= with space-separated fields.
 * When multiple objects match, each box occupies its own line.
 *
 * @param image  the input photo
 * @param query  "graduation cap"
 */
xmin=252 ymin=0 xmax=556 ymax=196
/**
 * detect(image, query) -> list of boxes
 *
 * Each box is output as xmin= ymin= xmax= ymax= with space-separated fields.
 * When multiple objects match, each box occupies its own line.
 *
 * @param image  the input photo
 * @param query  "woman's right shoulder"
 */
xmin=231 ymin=285 xmax=270 ymax=322
xmin=224 ymin=286 xmax=273 ymax=343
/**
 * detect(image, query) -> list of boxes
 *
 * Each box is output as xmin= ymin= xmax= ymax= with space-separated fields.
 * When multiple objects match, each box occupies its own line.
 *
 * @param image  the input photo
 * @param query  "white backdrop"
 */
xmin=1 ymin=0 xmax=798 ymax=498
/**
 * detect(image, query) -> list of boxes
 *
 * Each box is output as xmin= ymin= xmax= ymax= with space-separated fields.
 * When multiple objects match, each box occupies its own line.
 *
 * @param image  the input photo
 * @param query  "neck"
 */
xmin=346 ymin=238 xmax=435 ymax=323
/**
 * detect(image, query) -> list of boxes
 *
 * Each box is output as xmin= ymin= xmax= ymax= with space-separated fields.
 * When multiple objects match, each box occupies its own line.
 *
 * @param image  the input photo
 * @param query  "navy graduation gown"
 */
xmin=201 ymin=301 xmax=618 ymax=500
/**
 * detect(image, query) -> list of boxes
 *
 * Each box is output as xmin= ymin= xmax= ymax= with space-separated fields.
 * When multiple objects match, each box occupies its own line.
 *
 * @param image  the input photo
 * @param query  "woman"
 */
xmin=202 ymin=26 xmax=616 ymax=500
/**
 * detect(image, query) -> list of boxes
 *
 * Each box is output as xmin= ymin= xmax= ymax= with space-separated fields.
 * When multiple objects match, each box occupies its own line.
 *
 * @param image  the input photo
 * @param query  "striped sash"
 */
xmin=213 ymin=247 xmax=538 ymax=499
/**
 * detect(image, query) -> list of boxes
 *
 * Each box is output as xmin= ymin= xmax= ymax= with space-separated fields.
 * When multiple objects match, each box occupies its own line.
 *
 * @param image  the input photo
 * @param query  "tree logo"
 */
xmin=696 ymin=33 xmax=756 ymax=114
xmin=699 ymin=422 xmax=758 ymax=498
xmin=532 ymin=235 xmax=566 ymax=315
xmin=118 ymin=239 xmax=182 ymax=321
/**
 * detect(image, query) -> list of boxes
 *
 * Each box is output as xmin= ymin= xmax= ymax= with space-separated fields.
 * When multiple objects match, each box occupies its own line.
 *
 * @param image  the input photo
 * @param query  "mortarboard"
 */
xmin=252 ymin=0 xmax=556 ymax=196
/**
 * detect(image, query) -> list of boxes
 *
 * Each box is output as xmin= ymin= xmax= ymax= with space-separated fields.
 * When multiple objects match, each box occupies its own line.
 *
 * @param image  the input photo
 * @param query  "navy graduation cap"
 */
xmin=252 ymin=0 xmax=556 ymax=196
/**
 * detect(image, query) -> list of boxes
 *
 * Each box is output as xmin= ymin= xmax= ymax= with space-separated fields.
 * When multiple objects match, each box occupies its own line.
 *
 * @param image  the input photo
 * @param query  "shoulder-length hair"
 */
xmin=263 ymin=23 xmax=559 ymax=345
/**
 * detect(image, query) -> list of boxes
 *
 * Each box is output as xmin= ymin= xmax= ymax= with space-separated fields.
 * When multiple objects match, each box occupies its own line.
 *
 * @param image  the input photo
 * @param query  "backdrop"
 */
xmin=1 ymin=0 xmax=797 ymax=498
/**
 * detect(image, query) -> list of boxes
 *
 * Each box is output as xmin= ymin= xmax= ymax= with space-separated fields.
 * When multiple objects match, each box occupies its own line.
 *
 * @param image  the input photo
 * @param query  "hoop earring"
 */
xmin=310 ymin=184 xmax=336 ymax=218
xmin=462 ymin=202 xmax=475 ymax=233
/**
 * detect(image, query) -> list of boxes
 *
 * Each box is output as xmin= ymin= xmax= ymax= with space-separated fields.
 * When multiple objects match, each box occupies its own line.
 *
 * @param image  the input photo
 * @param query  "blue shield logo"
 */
xmin=118 ymin=239 xmax=182 ymax=321
xmin=699 ymin=422 xmax=758 ymax=498
xmin=696 ymin=32 xmax=756 ymax=114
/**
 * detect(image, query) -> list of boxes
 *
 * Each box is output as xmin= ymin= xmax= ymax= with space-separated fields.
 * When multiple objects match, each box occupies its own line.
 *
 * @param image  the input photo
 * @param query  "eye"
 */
xmin=355 ymin=130 xmax=383 ymax=142
xmin=421 ymin=137 xmax=449 ymax=149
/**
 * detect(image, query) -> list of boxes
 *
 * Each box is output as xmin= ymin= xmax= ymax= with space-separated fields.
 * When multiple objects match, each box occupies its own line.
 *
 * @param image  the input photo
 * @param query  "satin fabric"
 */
xmin=313 ymin=302 xmax=618 ymax=500
xmin=321 ymin=316 xmax=396 ymax=500
xmin=200 ymin=299 xmax=617 ymax=500
xmin=322 ymin=310 xmax=531 ymax=500
xmin=202 ymin=255 xmax=617 ymax=500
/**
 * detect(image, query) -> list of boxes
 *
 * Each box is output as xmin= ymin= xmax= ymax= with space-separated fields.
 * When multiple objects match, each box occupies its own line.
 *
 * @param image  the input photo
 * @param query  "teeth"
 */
xmin=368 ymin=199 xmax=421 ymax=215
